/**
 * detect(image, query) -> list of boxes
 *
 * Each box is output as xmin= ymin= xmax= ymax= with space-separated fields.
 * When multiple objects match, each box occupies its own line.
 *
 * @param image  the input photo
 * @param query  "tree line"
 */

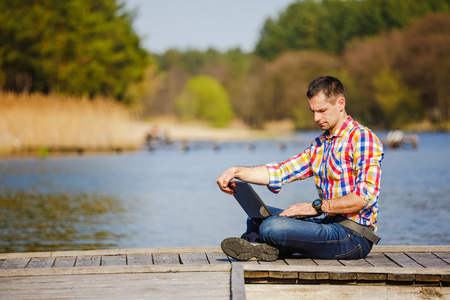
xmin=1 ymin=0 xmax=449 ymax=130
xmin=0 ymin=0 xmax=148 ymax=103
xmin=256 ymin=0 xmax=450 ymax=60
xmin=147 ymin=1 xmax=450 ymax=130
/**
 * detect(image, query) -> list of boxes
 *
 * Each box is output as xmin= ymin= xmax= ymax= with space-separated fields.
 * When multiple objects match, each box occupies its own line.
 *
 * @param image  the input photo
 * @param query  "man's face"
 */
xmin=308 ymin=91 xmax=344 ymax=134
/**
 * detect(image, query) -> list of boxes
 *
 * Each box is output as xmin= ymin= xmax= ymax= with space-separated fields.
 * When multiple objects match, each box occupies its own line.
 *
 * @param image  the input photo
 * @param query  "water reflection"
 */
xmin=0 ymin=191 xmax=125 ymax=252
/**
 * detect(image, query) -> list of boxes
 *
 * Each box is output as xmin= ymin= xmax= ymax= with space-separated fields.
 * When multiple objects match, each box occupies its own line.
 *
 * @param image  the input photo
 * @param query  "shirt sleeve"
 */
xmin=265 ymin=147 xmax=314 ymax=194
xmin=352 ymin=129 xmax=384 ymax=203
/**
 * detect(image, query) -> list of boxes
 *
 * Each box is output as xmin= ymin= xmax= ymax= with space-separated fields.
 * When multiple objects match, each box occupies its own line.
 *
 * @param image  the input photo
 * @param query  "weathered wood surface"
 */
xmin=0 ymin=246 xmax=449 ymax=299
xmin=0 ymin=272 xmax=231 ymax=300
xmin=1 ymin=246 xmax=450 ymax=276
xmin=246 ymin=284 xmax=450 ymax=300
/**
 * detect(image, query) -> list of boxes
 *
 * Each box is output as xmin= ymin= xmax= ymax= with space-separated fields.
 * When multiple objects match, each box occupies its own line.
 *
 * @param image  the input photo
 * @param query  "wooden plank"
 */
xmin=53 ymin=257 xmax=76 ymax=268
xmin=231 ymin=264 xmax=246 ymax=300
xmin=329 ymin=272 xmax=356 ymax=281
xmin=285 ymin=258 xmax=317 ymax=266
xmin=258 ymin=260 xmax=287 ymax=266
xmin=75 ymin=256 xmax=101 ymax=267
xmin=245 ymin=284 xmax=450 ymax=299
xmin=372 ymin=246 xmax=450 ymax=253
xmin=101 ymin=255 xmax=127 ymax=266
xmin=315 ymin=272 xmax=329 ymax=280
xmin=339 ymin=258 xmax=372 ymax=267
xmin=179 ymin=253 xmax=209 ymax=265
xmin=0 ymin=264 xmax=231 ymax=278
xmin=0 ymin=247 xmax=223 ymax=260
xmin=415 ymin=274 xmax=441 ymax=283
xmin=442 ymin=274 xmax=450 ymax=283
xmin=298 ymin=272 xmax=316 ymax=281
xmin=127 ymin=254 xmax=153 ymax=266
xmin=313 ymin=259 xmax=344 ymax=267
xmin=384 ymin=253 xmax=423 ymax=268
xmin=268 ymin=271 xmax=298 ymax=280
xmin=242 ymin=264 xmax=450 ymax=278
xmin=364 ymin=252 xmax=399 ymax=268
xmin=153 ymin=253 xmax=180 ymax=265
xmin=407 ymin=253 xmax=450 ymax=269
xmin=206 ymin=252 xmax=230 ymax=265
xmin=435 ymin=252 xmax=450 ymax=265
xmin=0 ymin=259 xmax=30 ymax=270
xmin=0 ymin=271 xmax=231 ymax=299
xmin=387 ymin=273 xmax=415 ymax=282
xmin=3 ymin=246 xmax=450 ymax=261
xmin=244 ymin=270 xmax=269 ymax=279
xmin=356 ymin=272 xmax=387 ymax=282
xmin=26 ymin=258 xmax=55 ymax=269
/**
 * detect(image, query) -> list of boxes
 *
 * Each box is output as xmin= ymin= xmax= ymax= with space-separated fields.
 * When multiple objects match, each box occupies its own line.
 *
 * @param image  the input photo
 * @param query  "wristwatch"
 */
xmin=312 ymin=199 xmax=323 ymax=214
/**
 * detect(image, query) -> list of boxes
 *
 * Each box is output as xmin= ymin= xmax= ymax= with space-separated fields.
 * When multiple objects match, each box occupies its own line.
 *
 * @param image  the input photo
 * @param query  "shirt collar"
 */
xmin=323 ymin=116 xmax=354 ymax=139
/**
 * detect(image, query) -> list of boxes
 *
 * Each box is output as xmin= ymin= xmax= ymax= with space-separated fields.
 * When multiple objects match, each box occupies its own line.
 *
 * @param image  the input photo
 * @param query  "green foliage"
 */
xmin=372 ymin=68 xmax=420 ymax=127
xmin=255 ymin=0 xmax=450 ymax=60
xmin=176 ymin=75 xmax=234 ymax=127
xmin=345 ymin=13 xmax=450 ymax=128
xmin=0 ymin=0 xmax=148 ymax=101
xmin=397 ymin=13 xmax=450 ymax=126
xmin=248 ymin=51 xmax=341 ymax=129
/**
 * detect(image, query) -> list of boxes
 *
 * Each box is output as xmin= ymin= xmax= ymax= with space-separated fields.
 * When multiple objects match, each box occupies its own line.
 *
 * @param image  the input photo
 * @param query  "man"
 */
xmin=216 ymin=76 xmax=383 ymax=261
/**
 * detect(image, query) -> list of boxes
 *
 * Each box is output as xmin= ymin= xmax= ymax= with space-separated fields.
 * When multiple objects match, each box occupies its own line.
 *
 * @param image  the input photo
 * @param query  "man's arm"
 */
xmin=216 ymin=166 xmax=270 ymax=195
xmin=279 ymin=192 xmax=367 ymax=217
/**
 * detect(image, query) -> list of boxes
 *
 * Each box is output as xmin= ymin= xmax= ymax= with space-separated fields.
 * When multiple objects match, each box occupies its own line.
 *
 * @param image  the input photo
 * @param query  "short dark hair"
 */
xmin=307 ymin=76 xmax=346 ymax=103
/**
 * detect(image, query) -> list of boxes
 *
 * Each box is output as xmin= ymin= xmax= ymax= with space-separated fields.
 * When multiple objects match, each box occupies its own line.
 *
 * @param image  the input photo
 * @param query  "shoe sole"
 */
xmin=221 ymin=237 xmax=279 ymax=261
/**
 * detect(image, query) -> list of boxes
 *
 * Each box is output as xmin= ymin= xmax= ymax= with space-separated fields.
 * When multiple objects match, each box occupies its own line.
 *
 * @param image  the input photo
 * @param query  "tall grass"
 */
xmin=0 ymin=93 xmax=144 ymax=155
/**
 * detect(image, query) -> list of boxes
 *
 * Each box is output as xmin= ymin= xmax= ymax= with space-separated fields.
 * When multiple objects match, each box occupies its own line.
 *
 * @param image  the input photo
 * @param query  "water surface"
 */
xmin=0 ymin=132 xmax=449 ymax=252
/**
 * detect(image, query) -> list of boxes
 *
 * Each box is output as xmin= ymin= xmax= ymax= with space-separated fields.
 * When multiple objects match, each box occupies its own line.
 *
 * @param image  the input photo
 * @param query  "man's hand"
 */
xmin=279 ymin=203 xmax=318 ymax=217
xmin=216 ymin=167 xmax=237 ymax=195
xmin=216 ymin=166 xmax=270 ymax=195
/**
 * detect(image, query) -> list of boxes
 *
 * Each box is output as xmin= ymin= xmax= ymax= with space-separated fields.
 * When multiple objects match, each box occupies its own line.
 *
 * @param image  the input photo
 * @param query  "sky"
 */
xmin=123 ymin=0 xmax=295 ymax=54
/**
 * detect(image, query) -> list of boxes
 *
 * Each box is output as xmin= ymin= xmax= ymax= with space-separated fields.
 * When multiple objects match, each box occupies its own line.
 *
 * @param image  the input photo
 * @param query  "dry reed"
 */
xmin=0 ymin=93 xmax=144 ymax=155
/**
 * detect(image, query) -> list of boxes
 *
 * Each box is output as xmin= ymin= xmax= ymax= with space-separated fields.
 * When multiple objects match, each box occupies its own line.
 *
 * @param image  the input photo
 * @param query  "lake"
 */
xmin=0 ymin=131 xmax=449 ymax=253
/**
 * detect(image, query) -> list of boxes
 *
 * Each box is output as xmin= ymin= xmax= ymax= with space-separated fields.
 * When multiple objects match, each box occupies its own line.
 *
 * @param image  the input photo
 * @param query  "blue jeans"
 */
xmin=244 ymin=207 xmax=373 ymax=260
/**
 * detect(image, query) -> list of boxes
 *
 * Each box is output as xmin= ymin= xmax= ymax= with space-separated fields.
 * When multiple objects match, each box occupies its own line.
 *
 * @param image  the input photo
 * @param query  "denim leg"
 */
xmin=259 ymin=216 xmax=373 ymax=259
xmin=242 ymin=206 xmax=285 ymax=242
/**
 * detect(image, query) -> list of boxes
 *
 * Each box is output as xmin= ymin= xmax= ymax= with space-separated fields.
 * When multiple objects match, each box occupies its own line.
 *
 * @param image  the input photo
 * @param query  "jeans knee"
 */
xmin=259 ymin=217 xmax=288 ymax=246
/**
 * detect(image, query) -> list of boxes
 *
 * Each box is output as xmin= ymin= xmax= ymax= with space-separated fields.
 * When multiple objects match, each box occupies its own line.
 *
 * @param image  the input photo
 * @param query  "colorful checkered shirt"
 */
xmin=266 ymin=116 xmax=384 ymax=231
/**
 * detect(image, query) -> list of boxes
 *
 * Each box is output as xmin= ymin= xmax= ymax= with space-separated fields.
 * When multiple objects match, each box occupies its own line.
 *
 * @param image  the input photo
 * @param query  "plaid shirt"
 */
xmin=266 ymin=116 xmax=384 ymax=231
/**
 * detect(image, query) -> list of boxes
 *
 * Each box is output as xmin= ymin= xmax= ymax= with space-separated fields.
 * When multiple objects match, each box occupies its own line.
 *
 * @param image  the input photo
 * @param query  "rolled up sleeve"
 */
xmin=266 ymin=150 xmax=313 ymax=194
xmin=353 ymin=130 xmax=384 ymax=203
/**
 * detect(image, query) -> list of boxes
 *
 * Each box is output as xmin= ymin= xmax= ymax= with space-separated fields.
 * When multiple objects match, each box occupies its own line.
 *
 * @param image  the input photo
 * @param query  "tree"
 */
xmin=372 ymin=67 xmax=420 ymax=128
xmin=254 ymin=0 xmax=450 ymax=61
xmin=345 ymin=13 xmax=450 ymax=128
xmin=396 ymin=14 xmax=450 ymax=126
xmin=176 ymin=75 xmax=234 ymax=127
xmin=0 ymin=0 xmax=148 ymax=101
xmin=240 ymin=51 xmax=341 ymax=129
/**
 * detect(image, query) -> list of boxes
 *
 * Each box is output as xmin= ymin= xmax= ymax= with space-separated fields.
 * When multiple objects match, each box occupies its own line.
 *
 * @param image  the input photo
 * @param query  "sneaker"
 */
xmin=221 ymin=237 xmax=279 ymax=261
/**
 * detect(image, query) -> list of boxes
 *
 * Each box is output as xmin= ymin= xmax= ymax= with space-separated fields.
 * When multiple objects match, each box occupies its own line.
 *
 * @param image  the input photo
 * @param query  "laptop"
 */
xmin=232 ymin=181 xmax=311 ymax=220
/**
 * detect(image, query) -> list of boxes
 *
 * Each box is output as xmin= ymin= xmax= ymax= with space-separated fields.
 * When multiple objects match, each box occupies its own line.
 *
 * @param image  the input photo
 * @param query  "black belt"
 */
xmin=331 ymin=215 xmax=381 ymax=244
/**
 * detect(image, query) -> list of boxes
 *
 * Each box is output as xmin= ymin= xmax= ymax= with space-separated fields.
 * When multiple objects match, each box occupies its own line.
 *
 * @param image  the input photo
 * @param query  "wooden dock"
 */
xmin=1 ymin=246 xmax=449 ymax=299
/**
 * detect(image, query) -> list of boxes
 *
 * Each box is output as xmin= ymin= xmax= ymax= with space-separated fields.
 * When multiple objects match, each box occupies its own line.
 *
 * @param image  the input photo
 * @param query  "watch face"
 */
xmin=313 ymin=199 xmax=321 ymax=206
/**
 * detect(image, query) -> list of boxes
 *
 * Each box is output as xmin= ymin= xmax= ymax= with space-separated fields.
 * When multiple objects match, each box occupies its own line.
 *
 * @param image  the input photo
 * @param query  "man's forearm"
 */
xmin=232 ymin=166 xmax=270 ymax=185
xmin=321 ymin=193 xmax=367 ymax=214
